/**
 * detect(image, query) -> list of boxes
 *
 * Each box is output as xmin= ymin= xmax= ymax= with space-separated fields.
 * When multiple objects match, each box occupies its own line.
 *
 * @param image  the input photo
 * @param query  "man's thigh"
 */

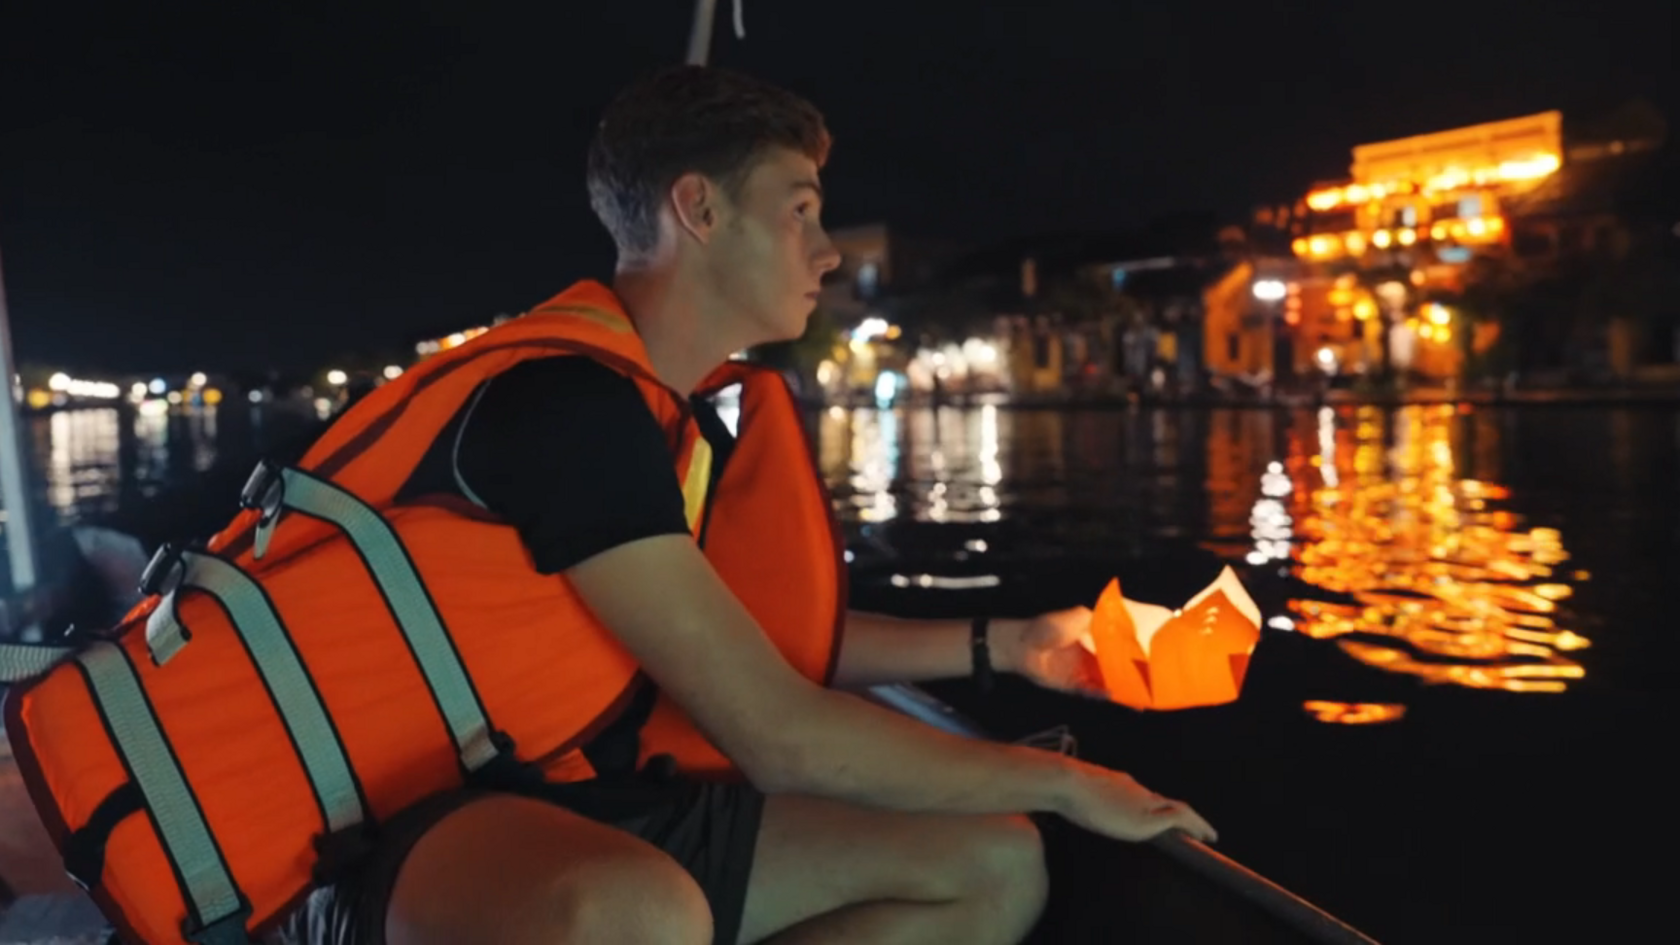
xmin=736 ymin=794 xmax=1044 ymax=944
xmin=385 ymin=793 xmax=710 ymax=945
xmin=274 ymin=790 xmax=712 ymax=945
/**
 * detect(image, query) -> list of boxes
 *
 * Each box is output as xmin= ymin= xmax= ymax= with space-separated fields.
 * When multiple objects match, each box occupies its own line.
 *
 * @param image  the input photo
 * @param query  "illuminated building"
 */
xmin=1295 ymin=111 xmax=1560 ymax=265
xmin=800 ymin=223 xmax=963 ymax=399
xmin=412 ymin=316 xmax=515 ymax=359
xmin=1280 ymin=112 xmax=1570 ymax=378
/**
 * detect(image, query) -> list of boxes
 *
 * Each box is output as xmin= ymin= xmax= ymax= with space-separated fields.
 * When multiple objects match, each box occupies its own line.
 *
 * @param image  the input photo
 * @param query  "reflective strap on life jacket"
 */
xmin=0 ymin=639 xmax=77 ymax=683
xmin=264 ymin=466 xmax=500 ymax=773
xmin=77 ymin=641 xmax=253 ymax=944
xmin=681 ymin=435 xmax=714 ymax=534
xmin=144 ymin=550 xmax=366 ymax=834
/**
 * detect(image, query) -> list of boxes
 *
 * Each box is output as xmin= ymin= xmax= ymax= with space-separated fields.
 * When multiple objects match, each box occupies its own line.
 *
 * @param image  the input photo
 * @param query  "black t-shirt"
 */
xmin=397 ymin=357 xmax=737 ymax=574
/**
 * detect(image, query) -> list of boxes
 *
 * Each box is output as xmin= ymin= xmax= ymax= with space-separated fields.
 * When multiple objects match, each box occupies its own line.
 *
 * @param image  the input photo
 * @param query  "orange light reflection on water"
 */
xmin=1283 ymin=405 xmax=1589 ymax=704
xmin=1302 ymin=700 xmax=1408 ymax=724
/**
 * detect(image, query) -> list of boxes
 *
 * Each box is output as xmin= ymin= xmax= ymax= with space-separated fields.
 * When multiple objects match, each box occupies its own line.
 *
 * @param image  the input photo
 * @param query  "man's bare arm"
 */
xmin=829 ymin=611 xmax=1030 ymax=688
xmin=566 ymin=535 xmax=1079 ymax=815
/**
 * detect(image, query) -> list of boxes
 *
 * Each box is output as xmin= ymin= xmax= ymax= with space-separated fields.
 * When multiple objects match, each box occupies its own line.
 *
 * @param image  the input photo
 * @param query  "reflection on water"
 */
xmin=1248 ymin=460 xmax=1295 ymax=566
xmin=819 ymin=401 xmax=1602 ymax=721
xmin=45 ymin=410 xmax=121 ymax=519
xmin=823 ymin=404 xmax=1276 ymax=554
xmin=1301 ymin=700 xmax=1408 ymax=724
xmin=133 ymin=403 xmax=174 ymax=489
xmin=822 ymin=404 xmax=1009 ymax=526
xmin=21 ymin=400 xmax=1618 ymax=718
xmin=28 ymin=404 xmax=225 ymax=525
xmin=1280 ymin=405 xmax=1589 ymax=696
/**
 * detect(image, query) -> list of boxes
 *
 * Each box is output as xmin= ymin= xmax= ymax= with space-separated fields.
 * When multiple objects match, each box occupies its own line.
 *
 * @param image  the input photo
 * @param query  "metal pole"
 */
xmin=0 ymin=241 xmax=41 ymax=638
xmin=686 ymin=0 xmax=720 ymax=65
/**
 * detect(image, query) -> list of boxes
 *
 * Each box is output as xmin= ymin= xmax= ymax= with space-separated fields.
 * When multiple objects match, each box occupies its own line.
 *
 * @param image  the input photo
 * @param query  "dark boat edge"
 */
xmin=863 ymin=683 xmax=1383 ymax=945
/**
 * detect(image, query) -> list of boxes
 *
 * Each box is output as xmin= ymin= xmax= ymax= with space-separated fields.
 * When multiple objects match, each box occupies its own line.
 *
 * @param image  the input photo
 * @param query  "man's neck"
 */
xmin=611 ymin=266 xmax=742 ymax=395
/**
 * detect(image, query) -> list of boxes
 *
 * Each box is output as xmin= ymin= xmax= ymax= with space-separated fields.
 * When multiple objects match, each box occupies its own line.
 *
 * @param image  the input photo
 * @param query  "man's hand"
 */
xmin=1060 ymin=765 xmax=1218 ymax=844
xmin=994 ymin=607 xmax=1107 ymax=699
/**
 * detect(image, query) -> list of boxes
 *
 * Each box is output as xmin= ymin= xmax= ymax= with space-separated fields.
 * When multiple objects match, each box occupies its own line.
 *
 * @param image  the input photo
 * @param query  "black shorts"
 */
xmin=267 ymin=775 xmax=765 ymax=945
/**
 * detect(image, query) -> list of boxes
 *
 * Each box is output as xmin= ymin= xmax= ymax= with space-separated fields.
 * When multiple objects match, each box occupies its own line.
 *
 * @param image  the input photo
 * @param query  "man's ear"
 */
xmin=670 ymin=172 xmax=721 ymax=243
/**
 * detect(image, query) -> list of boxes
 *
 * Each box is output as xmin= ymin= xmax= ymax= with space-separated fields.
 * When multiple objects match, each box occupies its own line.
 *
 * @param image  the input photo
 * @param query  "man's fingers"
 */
xmin=1144 ymin=801 xmax=1218 ymax=844
xmin=1172 ymin=806 xmax=1219 ymax=844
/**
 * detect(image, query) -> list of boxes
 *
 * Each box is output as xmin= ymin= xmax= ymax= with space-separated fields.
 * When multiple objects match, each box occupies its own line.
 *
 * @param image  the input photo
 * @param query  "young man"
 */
xmin=282 ymin=65 xmax=1214 ymax=945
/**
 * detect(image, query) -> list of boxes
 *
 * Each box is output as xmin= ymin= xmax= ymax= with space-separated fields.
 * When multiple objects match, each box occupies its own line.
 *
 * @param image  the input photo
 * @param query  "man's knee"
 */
xmin=556 ymin=851 xmax=713 ymax=945
xmin=965 ymin=814 xmax=1049 ymax=915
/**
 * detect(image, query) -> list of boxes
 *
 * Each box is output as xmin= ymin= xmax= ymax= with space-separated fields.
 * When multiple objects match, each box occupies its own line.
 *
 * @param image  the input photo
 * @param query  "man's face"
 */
xmin=706 ymin=147 xmax=841 ymax=343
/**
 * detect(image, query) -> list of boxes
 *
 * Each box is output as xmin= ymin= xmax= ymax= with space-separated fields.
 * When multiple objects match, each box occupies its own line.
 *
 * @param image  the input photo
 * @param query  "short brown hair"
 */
xmin=587 ymin=65 xmax=831 ymax=257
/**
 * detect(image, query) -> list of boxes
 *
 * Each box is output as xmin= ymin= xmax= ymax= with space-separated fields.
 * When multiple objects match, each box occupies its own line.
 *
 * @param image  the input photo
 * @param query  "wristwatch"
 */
xmin=971 ymin=617 xmax=995 ymax=694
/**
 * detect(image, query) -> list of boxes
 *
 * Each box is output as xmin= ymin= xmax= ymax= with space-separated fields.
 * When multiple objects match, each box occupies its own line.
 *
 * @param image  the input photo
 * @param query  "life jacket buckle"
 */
xmin=463 ymin=730 xmax=544 ymax=792
xmin=239 ymin=461 xmax=286 ymax=559
xmin=238 ymin=460 xmax=285 ymax=522
xmin=310 ymin=823 xmax=382 ymax=886
xmin=136 ymin=543 xmax=186 ymax=599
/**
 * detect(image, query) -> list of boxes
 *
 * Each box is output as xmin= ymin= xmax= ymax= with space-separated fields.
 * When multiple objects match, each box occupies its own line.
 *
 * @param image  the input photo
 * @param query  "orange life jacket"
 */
xmin=1 ymin=280 xmax=846 ymax=945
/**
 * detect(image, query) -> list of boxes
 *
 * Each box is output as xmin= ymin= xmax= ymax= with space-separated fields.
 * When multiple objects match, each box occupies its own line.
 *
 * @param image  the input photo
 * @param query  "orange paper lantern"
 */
xmin=1086 ymin=566 xmax=1262 ymax=710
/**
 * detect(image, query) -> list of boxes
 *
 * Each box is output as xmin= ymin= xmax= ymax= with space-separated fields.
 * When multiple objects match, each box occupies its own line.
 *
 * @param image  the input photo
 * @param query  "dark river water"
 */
xmin=13 ymin=399 xmax=1678 ymax=943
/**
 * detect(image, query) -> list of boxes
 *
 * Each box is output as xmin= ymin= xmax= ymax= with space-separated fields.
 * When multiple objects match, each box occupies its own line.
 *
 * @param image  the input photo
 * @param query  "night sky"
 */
xmin=1 ymin=1 xmax=1672 ymax=373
